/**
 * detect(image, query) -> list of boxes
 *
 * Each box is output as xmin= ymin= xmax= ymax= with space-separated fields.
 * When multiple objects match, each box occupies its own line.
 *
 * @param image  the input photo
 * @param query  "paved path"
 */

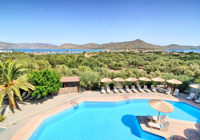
xmin=0 ymin=90 xmax=199 ymax=140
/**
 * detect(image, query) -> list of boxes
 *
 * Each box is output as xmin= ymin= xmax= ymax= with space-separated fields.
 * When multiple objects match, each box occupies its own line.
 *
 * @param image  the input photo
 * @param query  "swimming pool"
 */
xmin=29 ymin=99 xmax=200 ymax=140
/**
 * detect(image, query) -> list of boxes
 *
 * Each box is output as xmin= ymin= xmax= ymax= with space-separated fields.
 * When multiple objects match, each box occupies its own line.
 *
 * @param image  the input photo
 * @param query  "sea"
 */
xmin=168 ymin=49 xmax=200 ymax=53
xmin=1 ymin=49 xmax=200 ymax=53
xmin=0 ymin=49 xmax=104 ymax=54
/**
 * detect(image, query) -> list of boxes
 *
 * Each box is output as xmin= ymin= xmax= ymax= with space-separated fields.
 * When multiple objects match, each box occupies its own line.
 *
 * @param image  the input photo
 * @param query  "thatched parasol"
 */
xmin=113 ymin=77 xmax=125 ymax=88
xmin=101 ymin=78 xmax=112 ymax=83
xmin=167 ymin=79 xmax=182 ymax=93
xmin=101 ymin=78 xmax=112 ymax=89
xmin=125 ymin=77 xmax=138 ymax=89
xmin=189 ymin=84 xmax=200 ymax=100
xmin=152 ymin=77 xmax=165 ymax=89
xmin=149 ymin=99 xmax=174 ymax=122
xmin=138 ymin=77 xmax=151 ymax=89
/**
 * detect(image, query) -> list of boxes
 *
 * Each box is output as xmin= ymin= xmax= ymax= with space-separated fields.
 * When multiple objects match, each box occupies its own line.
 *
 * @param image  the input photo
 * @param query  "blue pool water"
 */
xmin=29 ymin=99 xmax=200 ymax=140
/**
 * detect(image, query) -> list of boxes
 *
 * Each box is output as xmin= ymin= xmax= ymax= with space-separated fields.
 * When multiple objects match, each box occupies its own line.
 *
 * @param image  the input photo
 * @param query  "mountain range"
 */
xmin=0 ymin=39 xmax=199 ymax=50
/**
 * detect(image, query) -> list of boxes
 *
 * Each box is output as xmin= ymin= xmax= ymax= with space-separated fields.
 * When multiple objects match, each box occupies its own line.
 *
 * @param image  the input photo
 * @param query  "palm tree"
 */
xmin=0 ymin=60 xmax=35 ymax=110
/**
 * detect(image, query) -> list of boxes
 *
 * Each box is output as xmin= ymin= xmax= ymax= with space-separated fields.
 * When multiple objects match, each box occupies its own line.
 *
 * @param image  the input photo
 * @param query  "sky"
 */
xmin=0 ymin=0 xmax=200 ymax=46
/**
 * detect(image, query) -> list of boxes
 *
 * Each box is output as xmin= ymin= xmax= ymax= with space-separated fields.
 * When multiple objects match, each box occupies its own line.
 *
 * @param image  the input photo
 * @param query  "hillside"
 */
xmin=0 ymin=42 xmax=56 ymax=49
xmin=57 ymin=39 xmax=199 ymax=50
xmin=0 ymin=39 xmax=199 ymax=50
xmin=57 ymin=39 xmax=162 ymax=50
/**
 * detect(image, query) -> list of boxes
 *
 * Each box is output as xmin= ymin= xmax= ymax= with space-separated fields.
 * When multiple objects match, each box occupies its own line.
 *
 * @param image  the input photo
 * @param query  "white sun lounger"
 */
xmin=113 ymin=86 xmax=118 ymax=93
xmin=125 ymin=85 xmax=131 ymax=93
xmin=119 ymin=86 xmax=125 ymax=93
xmin=166 ymin=87 xmax=171 ymax=95
xmin=148 ymin=121 xmax=170 ymax=131
xmin=106 ymin=86 xmax=111 ymax=94
xmin=195 ymin=97 xmax=200 ymax=103
xmin=4 ymin=94 xmax=8 ymax=100
xmin=101 ymin=86 xmax=106 ymax=94
xmin=186 ymin=93 xmax=195 ymax=100
xmin=29 ymin=95 xmax=37 ymax=100
xmin=138 ymin=85 xmax=144 ymax=92
xmin=151 ymin=85 xmax=156 ymax=92
xmin=147 ymin=114 xmax=167 ymax=122
xmin=23 ymin=92 xmax=31 ymax=100
xmin=157 ymin=85 xmax=163 ymax=92
xmin=144 ymin=85 xmax=151 ymax=92
xmin=174 ymin=89 xmax=179 ymax=96
xmin=21 ymin=91 xmax=27 ymax=98
xmin=132 ymin=85 xmax=138 ymax=93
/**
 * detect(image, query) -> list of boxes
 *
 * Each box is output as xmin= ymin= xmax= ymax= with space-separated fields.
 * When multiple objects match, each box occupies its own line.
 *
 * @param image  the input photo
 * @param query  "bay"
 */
xmin=168 ymin=49 xmax=200 ymax=53
xmin=0 ymin=49 xmax=104 ymax=53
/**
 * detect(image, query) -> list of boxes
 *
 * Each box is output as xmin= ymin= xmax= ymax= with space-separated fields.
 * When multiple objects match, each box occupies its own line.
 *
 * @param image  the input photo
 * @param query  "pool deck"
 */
xmin=137 ymin=116 xmax=200 ymax=140
xmin=0 ymin=90 xmax=200 ymax=140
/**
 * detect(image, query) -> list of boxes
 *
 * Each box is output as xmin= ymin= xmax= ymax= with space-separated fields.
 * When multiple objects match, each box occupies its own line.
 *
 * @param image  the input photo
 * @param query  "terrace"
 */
xmin=0 ymin=90 xmax=200 ymax=140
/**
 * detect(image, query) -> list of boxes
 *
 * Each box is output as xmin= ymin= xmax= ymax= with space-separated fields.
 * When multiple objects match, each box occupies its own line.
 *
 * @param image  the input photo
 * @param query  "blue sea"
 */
xmin=1 ymin=49 xmax=200 ymax=53
xmin=168 ymin=49 xmax=200 ymax=53
xmin=1 ymin=49 xmax=104 ymax=54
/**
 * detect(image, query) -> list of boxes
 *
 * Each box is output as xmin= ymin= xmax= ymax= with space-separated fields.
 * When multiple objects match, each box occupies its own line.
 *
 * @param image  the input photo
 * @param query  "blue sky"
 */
xmin=0 ymin=0 xmax=200 ymax=46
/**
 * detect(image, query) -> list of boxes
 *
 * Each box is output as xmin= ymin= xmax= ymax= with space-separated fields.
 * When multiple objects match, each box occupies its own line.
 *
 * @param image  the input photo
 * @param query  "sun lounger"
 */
xmin=166 ymin=87 xmax=171 ymax=95
xmin=144 ymin=85 xmax=151 ymax=92
xmin=29 ymin=95 xmax=37 ymax=100
xmin=186 ymin=93 xmax=195 ymax=100
xmin=16 ymin=91 xmax=27 ymax=100
xmin=157 ymin=85 xmax=163 ymax=92
xmin=106 ymin=86 xmax=111 ymax=94
xmin=21 ymin=91 xmax=27 ymax=98
xmin=101 ymin=86 xmax=106 ymax=94
xmin=138 ymin=85 xmax=144 ymax=92
xmin=147 ymin=114 xmax=167 ymax=122
xmin=119 ymin=86 xmax=125 ymax=93
xmin=195 ymin=97 xmax=200 ymax=103
xmin=23 ymin=92 xmax=31 ymax=100
xmin=113 ymin=86 xmax=118 ymax=93
xmin=151 ymin=85 xmax=156 ymax=92
xmin=174 ymin=89 xmax=179 ymax=96
xmin=148 ymin=121 xmax=170 ymax=131
xmin=4 ymin=94 xmax=8 ymax=100
xmin=132 ymin=85 xmax=138 ymax=93
xmin=125 ymin=85 xmax=131 ymax=93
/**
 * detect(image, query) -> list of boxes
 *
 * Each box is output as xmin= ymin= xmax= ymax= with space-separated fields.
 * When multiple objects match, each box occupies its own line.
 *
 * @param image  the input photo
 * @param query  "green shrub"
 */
xmin=28 ymin=69 xmax=62 ymax=99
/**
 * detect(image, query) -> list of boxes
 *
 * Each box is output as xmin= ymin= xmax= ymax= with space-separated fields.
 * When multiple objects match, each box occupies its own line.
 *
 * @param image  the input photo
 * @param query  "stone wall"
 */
xmin=58 ymin=82 xmax=79 ymax=94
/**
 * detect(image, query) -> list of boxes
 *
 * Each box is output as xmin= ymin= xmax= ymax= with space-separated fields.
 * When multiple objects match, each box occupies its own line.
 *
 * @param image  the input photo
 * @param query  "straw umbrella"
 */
xmin=113 ymin=77 xmax=125 ymax=89
xmin=189 ymin=84 xmax=200 ymax=100
xmin=166 ymin=79 xmax=182 ymax=93
xmin=152 ymin=77 xmax=165 ymax=89
xmin=125 ymin=77 xmax=138 ymax=89
xmin=149 ymin=99 xmax=174 ymax=123
xmin=101 ymin=78 xmax=112 ymax=89
xmin=138 ymin=77 xmax=151 ymax=89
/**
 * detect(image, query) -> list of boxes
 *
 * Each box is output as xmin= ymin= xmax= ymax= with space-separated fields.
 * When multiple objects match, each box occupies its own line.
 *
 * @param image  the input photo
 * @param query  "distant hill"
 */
xmin=57 ymin=39 xmax=162 ymax=49
xmin=0 ymin=42 xmax=56 ymax=49
xmin=165 ymin=44 xmax=195 ymax=50
xmin=0 ymin=39 xmax=199 ymax=50
xmin=57 ymin=39 xmax=199 ymax=50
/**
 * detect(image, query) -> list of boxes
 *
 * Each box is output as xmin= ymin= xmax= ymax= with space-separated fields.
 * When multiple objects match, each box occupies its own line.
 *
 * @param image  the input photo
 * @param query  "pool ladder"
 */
xmin=123 ymin=94 xmax=130 ymax=102
xmin=70 ymin=99 xmax=77 ymax=106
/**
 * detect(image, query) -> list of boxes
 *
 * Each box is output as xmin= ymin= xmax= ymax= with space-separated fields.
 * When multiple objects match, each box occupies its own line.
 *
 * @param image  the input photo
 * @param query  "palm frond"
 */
xmin=0 ymin=90 xmax=6 ymax=109
xmin=10 ymin=85 xmax=23 ymax=101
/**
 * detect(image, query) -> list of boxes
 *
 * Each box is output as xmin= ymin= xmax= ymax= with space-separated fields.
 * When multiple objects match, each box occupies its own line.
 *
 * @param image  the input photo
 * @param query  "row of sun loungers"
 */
xmin=3 ymin=91 xmax=37 ymax=100
xmin=101 ymin=85 xmax=179 ymax=95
